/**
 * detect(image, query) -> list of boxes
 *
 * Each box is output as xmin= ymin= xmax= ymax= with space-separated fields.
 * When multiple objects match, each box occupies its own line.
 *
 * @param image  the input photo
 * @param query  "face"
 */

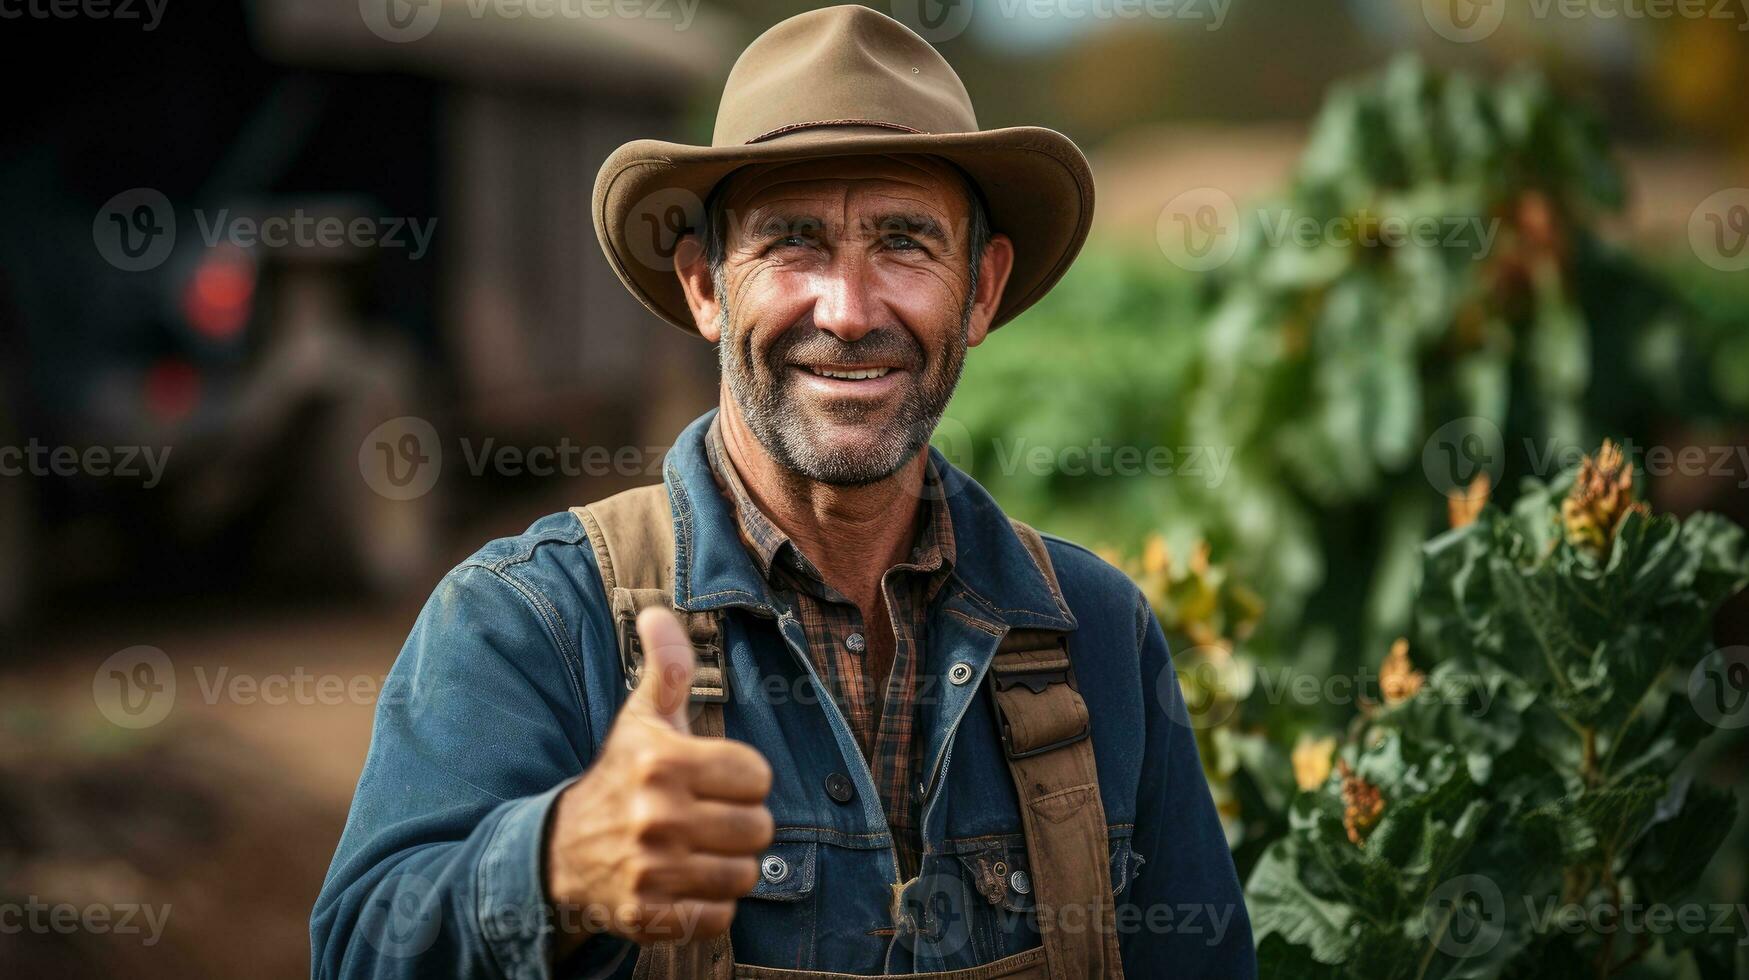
xmin=676 ymin=154 xmax=1013 ymax=486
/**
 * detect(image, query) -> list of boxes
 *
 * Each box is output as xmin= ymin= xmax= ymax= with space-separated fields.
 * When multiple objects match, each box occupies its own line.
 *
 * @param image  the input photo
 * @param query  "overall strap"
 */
xmin=571 ymin=484 xmax=733 ymax=980
xmin=989 ymin=520 xmax=1125 ymax=980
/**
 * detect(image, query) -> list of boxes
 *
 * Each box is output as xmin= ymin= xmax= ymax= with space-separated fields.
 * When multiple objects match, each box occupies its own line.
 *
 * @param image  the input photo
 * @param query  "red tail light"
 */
xmin=182 ymin=247 xmax=255 ymax=342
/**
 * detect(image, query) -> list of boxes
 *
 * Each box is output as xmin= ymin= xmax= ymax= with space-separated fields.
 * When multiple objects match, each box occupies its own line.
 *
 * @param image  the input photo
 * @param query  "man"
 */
xmin=312 ymin=7 xmax=1253 ymax=979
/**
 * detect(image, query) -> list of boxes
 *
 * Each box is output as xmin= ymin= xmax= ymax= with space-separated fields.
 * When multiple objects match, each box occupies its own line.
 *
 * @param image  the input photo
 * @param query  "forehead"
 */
xmin=715 ymin=154 xmax=971 ymax=216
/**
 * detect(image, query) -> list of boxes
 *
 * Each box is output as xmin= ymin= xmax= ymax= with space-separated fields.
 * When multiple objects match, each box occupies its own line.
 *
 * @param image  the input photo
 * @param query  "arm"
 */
xmin=1121 ymin=594 xmax=1257 ymax=979
xmin=310 ymin=566 xmax=773 ymax=980
xmin=309 ymin=563 xmax=614 ymax=980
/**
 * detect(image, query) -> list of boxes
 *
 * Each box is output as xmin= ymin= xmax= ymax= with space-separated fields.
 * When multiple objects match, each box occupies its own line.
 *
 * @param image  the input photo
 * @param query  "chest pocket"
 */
xmin=945 ymin=830 xmax=1144 ymax=963
xmin=729 ymin=840 xmax=820 ymax=969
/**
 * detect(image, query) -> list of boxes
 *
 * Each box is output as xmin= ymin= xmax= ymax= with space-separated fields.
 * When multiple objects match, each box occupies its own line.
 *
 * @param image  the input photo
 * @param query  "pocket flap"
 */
xmin=749 ymin=841 xmax=817 ymax=902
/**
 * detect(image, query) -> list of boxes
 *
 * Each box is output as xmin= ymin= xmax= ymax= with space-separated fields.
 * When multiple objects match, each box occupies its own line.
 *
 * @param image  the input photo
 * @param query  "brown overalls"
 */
xmin=576 ymin=487 xmax=1125 ymax=980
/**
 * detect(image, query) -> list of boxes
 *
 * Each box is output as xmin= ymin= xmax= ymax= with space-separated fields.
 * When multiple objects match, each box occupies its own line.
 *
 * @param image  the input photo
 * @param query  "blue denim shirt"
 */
xmin=311 ymin=410 xmax=1255 ymax=979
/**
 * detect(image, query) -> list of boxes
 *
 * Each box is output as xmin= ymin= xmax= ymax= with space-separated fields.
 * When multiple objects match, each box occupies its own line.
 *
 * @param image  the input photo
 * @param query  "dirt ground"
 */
xmin=0 ymin=590 xmax=425 ymax=979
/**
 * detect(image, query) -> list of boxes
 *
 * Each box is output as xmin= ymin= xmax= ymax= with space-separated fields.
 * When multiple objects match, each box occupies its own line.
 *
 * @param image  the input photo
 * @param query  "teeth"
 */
xmin=811 ymin=366 xmax=891 ymax=380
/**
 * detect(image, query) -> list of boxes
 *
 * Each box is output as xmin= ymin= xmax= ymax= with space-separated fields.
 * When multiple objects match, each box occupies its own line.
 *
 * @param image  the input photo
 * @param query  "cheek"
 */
xmin=880 ymin=264 xmax=970 ymax=348
xmin=882 ymin=260 xmax=965 ymax=310
xmin=730 ymin=262 xmax=813 ymax=325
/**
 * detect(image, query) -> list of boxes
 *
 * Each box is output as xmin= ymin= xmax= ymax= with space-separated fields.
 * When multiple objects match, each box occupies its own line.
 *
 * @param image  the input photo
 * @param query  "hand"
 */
xmin=546 ymin=607 xmax=774 ymax=957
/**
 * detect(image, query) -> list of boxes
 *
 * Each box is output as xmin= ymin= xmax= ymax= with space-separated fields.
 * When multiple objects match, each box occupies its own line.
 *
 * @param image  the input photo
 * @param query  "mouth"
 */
xmin=788 ymin=362 xmax=908 ymax=400
xmin=804 ymin=365 xmax=895 ymax=381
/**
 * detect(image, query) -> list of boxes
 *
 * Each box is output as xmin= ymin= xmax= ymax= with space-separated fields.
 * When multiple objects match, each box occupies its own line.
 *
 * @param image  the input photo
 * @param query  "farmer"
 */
xmin=312 ymin=7 xmax=1252 ymax=978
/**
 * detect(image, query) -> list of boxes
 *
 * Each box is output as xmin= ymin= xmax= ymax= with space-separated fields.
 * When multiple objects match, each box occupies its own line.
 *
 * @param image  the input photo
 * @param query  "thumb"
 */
xmin=629 ymin=606 xmax=696 ymax=732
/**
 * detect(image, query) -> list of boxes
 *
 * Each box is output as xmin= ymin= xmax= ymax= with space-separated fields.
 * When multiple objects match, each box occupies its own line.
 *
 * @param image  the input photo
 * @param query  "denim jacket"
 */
xmin=311 ymin=410 xmax=1255 ymax=979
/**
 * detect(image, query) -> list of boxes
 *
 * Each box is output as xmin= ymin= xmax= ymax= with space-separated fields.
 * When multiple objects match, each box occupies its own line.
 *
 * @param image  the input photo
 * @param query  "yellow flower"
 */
xmin=1447 ymin=471 xmax=1490 ymax=529
xmin=1339 ymin=760 xmax=1385 ymax=846
xmin=1379 ymin=638 xmax=1424 ymax=705
xmin=1561 ymin=439 xmax=1649 ymax=555
xmin=1292 ymin=734 xmax=1337 ymax=791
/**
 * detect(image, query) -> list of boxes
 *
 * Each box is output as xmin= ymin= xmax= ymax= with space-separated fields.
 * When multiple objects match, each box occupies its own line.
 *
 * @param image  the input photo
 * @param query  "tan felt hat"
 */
xmin=592 ymin=4 xmax=1095 ymax=335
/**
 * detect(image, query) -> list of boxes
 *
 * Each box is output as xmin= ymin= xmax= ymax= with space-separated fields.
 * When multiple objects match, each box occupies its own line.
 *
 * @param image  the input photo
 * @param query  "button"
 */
xmin=825 ymin=772 xmax=855 ymax=804
xmin=1010 ymin=869 xmax=1031 ymax=895
xmin=761 ymin=855 xmax=790 ymax=883
xmin=993 ymin=860 xmax=1008 ymax=878
xmin=845 ymin=632 xmax=866 ymax=653
xmin=948 ymin=662 xmax=973 ymax=685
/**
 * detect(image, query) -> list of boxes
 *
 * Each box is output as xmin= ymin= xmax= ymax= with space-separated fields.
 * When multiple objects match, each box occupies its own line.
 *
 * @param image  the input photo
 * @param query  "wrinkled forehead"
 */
xmin=713 ymin=153 xmax=975 ymax=220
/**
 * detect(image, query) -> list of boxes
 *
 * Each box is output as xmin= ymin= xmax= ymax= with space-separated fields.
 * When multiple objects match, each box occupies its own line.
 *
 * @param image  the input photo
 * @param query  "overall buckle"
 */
xmin=988 ymin=654 xmax=1090 ymax=760
xmin=618 ymin=613 xmax=731 ymax=704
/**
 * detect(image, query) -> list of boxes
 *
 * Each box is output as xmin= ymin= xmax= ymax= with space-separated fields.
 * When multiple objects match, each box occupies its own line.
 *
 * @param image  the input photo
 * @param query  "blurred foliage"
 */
xmin=1247 ymin=446 xmax=1749 ymax=978
xmin=944 ymin=55 xmax=1749 ymax=878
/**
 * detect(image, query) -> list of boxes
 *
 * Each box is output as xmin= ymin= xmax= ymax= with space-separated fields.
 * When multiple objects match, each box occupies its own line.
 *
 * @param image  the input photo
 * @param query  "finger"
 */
xmin=684 ymin=740 xmax=774 ymax=803
xmin=665 ymin=854 xmax=762 ymax=902
xmin=687 ymin=801 xmax=776 ymax=855
xmin=630 ymin=606 xmax=696 ymax=732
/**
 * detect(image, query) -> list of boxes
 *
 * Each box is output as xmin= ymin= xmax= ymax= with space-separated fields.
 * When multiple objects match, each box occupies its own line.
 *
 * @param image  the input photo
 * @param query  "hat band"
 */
xmin=744 ymin=119 xmax=926 ymax=144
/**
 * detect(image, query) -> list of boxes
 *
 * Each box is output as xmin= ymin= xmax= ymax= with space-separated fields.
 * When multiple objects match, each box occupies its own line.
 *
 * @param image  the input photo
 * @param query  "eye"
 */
xmin=776 ymin=234 xmax=813 ymax=249
xmin=883 ymin=234 xmax=922 ymax=251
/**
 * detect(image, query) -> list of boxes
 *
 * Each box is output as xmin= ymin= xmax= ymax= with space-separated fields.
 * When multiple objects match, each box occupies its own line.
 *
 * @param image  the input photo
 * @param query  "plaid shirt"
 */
xmin=705 ymin=418 xmax=954 ymax=882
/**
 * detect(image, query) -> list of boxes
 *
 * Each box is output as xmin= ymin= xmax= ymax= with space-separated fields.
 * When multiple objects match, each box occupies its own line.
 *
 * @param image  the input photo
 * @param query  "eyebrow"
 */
xmin=735 ymin=208 xmax=951 ymax=248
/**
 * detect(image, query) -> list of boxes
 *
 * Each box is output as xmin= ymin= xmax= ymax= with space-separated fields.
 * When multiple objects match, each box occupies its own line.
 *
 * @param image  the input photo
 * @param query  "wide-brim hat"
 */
xmin=592 ymin=4 xmax=1094 ymax=336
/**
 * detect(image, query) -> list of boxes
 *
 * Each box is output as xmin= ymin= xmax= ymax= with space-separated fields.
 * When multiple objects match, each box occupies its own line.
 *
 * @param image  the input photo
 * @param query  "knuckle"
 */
xmin=624 ymin=855 xmax=666 ymax=900
xmin=627 ymin=794 xmax=682 ymax=845
xmin=745 ymin=807 xmax=776 ymax=847
xmin=629 ymin=744 xmax=679 ymax=786
xmin=727 ymin=858 xmax=760 ymax=893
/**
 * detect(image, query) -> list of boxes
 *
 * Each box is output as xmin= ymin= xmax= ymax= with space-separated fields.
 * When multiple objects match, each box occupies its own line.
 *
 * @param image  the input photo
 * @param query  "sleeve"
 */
xmin=1121 ymin=593 xmax=1257 ymax=979
xmin=308 ymin=563 xmax=635 ymax=980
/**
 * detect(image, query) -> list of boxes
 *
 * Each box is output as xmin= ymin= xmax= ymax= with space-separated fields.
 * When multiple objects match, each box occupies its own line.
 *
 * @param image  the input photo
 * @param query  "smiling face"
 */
xmin=675 ymin=154 xmax=1013 ymax=486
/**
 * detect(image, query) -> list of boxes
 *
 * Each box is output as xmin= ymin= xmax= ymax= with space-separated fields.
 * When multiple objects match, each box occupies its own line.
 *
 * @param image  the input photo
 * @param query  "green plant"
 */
xmin=950 ymin=55 xmax=1749 ymax=877
xmin=1246 ymin=444 xmax=1749 ymax=978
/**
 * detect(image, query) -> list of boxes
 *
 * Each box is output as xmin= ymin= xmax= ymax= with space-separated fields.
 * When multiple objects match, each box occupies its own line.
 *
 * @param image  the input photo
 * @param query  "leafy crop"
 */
xmin=1247 ymin=445 xmax=1749 ymax=978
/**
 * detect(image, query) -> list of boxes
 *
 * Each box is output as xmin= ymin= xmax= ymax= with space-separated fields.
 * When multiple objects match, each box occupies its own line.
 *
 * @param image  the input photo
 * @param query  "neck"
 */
xmin=715 ymin=393 xmax=925 ymax=606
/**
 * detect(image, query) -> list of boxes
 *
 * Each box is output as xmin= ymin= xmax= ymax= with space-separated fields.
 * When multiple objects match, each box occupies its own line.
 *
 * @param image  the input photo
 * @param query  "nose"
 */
xmin=809 ymin=252 xmax=879 ymax=343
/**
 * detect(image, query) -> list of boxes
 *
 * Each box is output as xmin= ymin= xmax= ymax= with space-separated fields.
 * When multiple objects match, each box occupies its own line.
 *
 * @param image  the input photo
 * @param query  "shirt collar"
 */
xmin=703 ymin=414 xmax=956 ymax=596
xmin=665 ymin=409 xmax=1072 ymax=632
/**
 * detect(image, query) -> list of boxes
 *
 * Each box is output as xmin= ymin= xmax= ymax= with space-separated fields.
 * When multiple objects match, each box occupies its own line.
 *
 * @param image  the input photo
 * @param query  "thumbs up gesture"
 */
xmin=546 ymin=608 xmax=775 ymax=955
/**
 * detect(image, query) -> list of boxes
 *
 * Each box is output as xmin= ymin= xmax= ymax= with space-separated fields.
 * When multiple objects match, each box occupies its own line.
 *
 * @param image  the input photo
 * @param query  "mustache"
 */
xmin=767 ymin=322 xmax=925 ymax=372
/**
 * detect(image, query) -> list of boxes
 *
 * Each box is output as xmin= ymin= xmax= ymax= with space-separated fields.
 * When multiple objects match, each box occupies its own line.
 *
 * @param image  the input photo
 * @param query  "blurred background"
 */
xmin=1 ymin=0 xmax=1746 ymax=976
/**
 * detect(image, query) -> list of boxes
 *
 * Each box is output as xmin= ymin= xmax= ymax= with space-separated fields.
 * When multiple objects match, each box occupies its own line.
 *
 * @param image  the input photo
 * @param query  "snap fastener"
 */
xmin=992 ymin=860 xmax=1008 ymax=878
xmin=825 ymin=771 xmax=855 ymax=804
xmin=845 ymin=632 xmax=866 ymax=653
xmin=1010 ymin=869 xmax=1031 ymax=895
xmin=761 ymin=854 xmax=790 ymax=883
xmin=948 ymin=662 xmax=973 ymax=685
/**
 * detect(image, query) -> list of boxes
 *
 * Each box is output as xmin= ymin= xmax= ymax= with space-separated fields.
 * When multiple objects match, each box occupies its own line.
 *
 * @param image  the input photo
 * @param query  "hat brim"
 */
xmin=592 ymin=125 xmax=1094 ymax=335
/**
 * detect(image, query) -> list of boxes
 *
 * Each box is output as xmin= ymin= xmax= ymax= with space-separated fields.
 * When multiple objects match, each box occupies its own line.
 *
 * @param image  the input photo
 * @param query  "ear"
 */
xmin=965 ymin=232 xmax=1014 ymax=348
xmin=673 ymin=235 xmax=723 ymax=341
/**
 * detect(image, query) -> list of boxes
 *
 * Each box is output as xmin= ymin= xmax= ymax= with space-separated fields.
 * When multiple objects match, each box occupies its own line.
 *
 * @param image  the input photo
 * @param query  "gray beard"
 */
xmin=717 ymin=305 xmax=968 ymax=486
